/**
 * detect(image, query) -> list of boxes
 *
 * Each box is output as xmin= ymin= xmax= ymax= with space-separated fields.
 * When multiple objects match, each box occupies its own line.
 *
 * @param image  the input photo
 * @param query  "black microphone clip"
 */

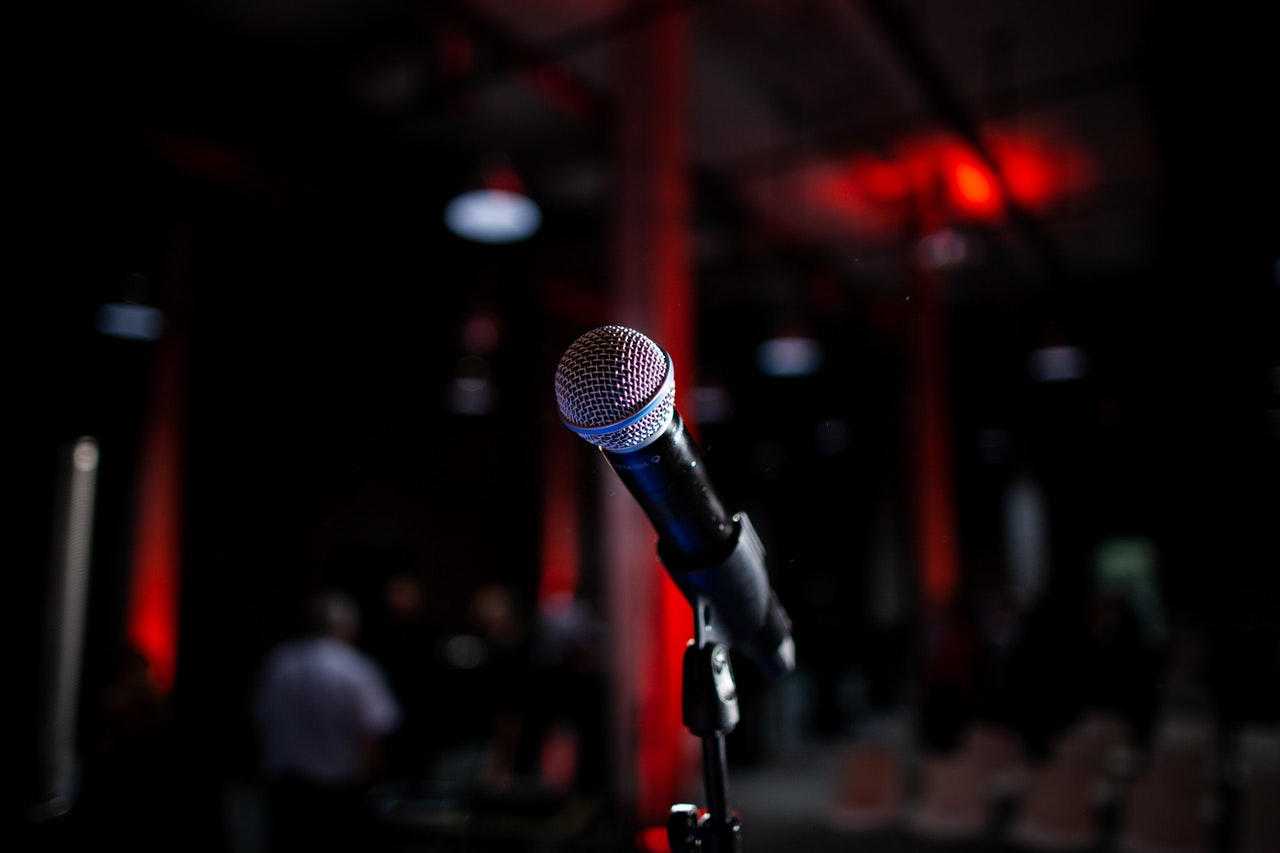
xmin=661 ymin=511 xmax=795 ymax=678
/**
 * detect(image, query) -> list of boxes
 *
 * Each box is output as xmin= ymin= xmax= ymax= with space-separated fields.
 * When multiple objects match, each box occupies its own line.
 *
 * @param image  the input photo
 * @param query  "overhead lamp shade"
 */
xmin=97 ymin=275 xmax=166 ymax=341
xmin=755 ymin=335 xmax=824 ymax=377
xmin=1028 ymin=344 xmax=1087 ymax=382
xmin=756 ymin=311 xmax=825 ymax=378
xmin=444 ymin=159 xmax=542 ymax=244
xmin=97 ymin=301 xmax=166 ymax=341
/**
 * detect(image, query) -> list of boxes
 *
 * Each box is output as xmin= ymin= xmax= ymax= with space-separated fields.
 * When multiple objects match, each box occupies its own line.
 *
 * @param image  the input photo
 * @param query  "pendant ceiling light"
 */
xmin=444 ymin=156 xmax=542 ymax=244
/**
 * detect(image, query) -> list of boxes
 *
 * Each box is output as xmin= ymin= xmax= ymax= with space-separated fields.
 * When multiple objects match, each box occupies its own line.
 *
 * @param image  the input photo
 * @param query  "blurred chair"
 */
xmin=1235 ymin=725 xmax=1280 ymax=853
xmin=967 ymin=721 xmax=1024 ymax=800
xmin=1115 ymin=714 xmax=1213 ymax=853
xmin=905 ymin=721 xmax=1023 ymax=841
xmin=1006 ymin=710 xmax=1128 ymax=850
xmin=827 ymin=740 xmax=904 ymax=831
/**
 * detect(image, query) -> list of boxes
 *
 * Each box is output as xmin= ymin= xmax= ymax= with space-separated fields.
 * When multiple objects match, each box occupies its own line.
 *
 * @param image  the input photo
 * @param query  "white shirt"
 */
xmin=254 ymin=636 xmax=401 ymax=786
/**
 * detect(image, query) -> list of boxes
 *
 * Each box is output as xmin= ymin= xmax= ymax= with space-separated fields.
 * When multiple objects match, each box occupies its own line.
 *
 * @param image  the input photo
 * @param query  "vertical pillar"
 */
xmin=126 ymin=227 xmax=191 ymax=693
xmin=908 ymin=250 xmax=959 ymax=617
xmin=33 ymin=436 xmax=100 ymax=819
xmin=607 ymin=1 xmax=699 ymax=828
xmin=538 ymin=431 xmax=581 ymax=607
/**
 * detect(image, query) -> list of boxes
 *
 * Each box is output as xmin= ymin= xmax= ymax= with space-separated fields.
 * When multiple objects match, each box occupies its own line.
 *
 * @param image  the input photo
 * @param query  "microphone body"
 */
xmin=555 ymin=326 xmax=795 ymax=676
xmin=603 ymin=410 xmax=735 ymax=561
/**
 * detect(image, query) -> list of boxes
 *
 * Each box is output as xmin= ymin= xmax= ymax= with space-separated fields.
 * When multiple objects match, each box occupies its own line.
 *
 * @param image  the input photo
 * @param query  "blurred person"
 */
xmin=975 ymin=584 xmax=1025 ymax=728
xmin=465 ymin=582 xmax=540 ymax=792
xmin=252 ymin=589 xmax=401 ymax=853
xmin=364 ymin=570 xmax=443 ymax=782
xmin=444 ymin=582 xmax=610 ymax=799
xmin=527 ymin=592 xmax=610 ymax=794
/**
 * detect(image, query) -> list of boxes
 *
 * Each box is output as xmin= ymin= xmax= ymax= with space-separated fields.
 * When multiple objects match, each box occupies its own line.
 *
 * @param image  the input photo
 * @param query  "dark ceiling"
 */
xmin=30 ymin=0 xmax=1271 ymax=280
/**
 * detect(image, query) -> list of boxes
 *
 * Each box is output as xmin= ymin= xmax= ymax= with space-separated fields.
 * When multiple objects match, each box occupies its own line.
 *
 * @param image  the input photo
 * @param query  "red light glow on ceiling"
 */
xmin=945 ymin=151 xmax=1000 ymax=218
xmin=828 ymin=128 xmax=1086 ymax=226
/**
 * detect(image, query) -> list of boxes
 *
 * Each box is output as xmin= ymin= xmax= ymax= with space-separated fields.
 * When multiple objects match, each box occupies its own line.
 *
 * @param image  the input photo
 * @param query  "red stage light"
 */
xmin=992 ymin=136 xmax=1057 ymax=210
xmin=829 ymin=128 xmax=1083 ymax=227
xmin=855 ymin=154 xmax=910 ymax=205
xmin=943 ymin=147 xmax=1002 ymax=220
xmin=955 ymin=161 xmax=993 ymax=204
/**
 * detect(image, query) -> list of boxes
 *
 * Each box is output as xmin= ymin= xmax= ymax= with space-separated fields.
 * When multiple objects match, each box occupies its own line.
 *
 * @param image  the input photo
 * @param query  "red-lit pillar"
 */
xmin=126 ymin=227 xmax=191 ymax=693
xmin=906 ymin=233 xmax=960 ymax=618
xmin=607 ymin=2 xmax=700 ymax=829
xmin=538 ymin=431 xmax=581 ymax=607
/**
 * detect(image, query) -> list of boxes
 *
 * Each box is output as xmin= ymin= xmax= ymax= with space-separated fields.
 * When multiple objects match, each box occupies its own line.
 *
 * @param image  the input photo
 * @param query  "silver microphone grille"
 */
xmin=554 ymin=325 xmax=676 ymax=452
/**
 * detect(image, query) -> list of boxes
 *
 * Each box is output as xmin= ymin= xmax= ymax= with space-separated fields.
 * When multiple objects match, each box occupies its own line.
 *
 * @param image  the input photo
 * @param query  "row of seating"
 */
xmin=827 ymin=712 xmax=1279 ymax=852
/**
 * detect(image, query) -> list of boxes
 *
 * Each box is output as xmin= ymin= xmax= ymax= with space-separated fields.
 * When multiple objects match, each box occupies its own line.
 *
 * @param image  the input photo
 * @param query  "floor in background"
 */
xmin=225 ymin=711 xmax=1279 ymax=853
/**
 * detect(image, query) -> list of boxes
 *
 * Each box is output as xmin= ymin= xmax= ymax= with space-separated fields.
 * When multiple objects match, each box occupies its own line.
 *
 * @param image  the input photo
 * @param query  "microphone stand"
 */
xmin=667 ymin=592 xmax=743 ymax=853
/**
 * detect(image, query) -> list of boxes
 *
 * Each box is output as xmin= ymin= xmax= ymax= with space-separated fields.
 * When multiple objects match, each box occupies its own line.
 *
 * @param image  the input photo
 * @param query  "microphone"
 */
xmin=554 ymin=325 xmax=795 ymax=676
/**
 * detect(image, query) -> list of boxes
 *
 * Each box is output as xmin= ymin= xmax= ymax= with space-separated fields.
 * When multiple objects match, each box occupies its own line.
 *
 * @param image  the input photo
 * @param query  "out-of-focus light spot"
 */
xmin=691 ymin=367 xmax=733 ymax=423
xmin=97 ymin=302 xmax=165 ymax=341
xmin=845 ymin=153 xmax=910 ymax=206
xmin=837 ymin=128 xmax=1083 ymax=226
xmin=755 ymin=336 xmax=824 ymax=377
xmin=444 ymin=189 xmax=541 ymax=243
xmin=447 ymin=354 xmax=496 ymax=414
xmin=691 ymin=383 xmax=733 ymax=424
xmin=991 ymin=136 xmax=1057 ymax=210
xmin=1029 ymin=345 xmax=1087 ymax=382
xmin=73 ymin=436 xmax=100 ymax=472
xmin=1096 ymin=537 xmax=1157 ymax=589
xmin=1095 ymin=536 xmax=1164 ymax=644
xmin=955 ymin=162 xmax=993 ymax=204
xmin=814 ymin=419 xmax=851 ymax=456
xmin=944 ymin=149 xmax=1003 ymax=219
xmin=916 ymin=227 xmax=970 ymax=269
xmin=462 ymin=311 xmax=502 ymax=353
xmin=444 ymin=634 xmax=486 ymax=669
xmin=37 ymin=435 xmax=99 ymax=820
xmin=863 ymin=159 xmax=908 ymax=202
xmin=448 ymin=380 xmax=495 ymax=414
xmin=1005 ymin=473 xmax=1050 ymax=609
xmin=976 ymin=428 xmax=1011 ymax=463
xmin=454 ymin=354 xmax=490 ymax=390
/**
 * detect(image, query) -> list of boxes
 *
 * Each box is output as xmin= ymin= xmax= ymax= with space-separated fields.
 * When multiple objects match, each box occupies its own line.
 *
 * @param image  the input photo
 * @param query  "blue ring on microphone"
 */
xmin=563 ymin=352 xmax=675 ymax=438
